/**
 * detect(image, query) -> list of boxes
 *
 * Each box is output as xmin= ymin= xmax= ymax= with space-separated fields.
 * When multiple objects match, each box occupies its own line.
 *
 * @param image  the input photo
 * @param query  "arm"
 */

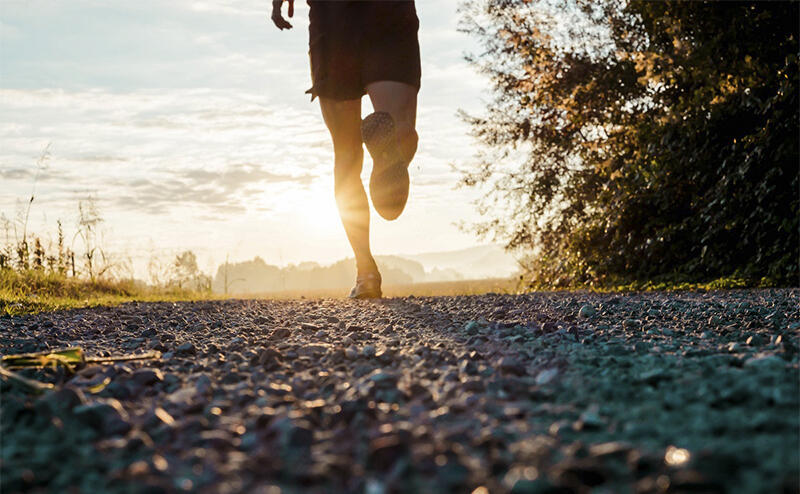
xmin=271 ymin=0 xmax=295 ymax=30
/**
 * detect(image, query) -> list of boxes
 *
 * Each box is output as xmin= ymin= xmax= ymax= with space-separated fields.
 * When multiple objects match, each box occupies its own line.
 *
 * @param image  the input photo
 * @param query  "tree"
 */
xmin=171 ymin=250 xmax=211 ymax=292
xmin=460 ymin=0 xmax=799 ymax=286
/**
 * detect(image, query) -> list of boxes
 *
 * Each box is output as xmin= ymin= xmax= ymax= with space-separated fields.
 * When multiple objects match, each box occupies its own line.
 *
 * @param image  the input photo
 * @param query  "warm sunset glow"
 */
xmin=0 ymin=0 xmax=494 ymax=279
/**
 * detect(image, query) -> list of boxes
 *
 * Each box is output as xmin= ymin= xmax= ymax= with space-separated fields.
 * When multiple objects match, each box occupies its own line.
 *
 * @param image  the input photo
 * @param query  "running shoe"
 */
xmin=348 ymin=272 xmax=382 ymax=299
xmin=361 ymin=111 xmax=410 ymax=221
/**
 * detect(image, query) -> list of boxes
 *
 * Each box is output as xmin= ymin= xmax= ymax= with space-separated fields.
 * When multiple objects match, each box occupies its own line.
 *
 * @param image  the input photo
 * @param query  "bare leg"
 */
xmin=366 ymin=80 xmax=419 ymax=165
xmin=319 ymin=97 xmax=378 ymax=276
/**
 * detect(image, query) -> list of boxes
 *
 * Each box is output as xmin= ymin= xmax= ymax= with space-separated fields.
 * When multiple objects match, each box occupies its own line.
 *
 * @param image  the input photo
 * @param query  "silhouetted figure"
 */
xmin=272 ymin=0 xmax=421 ymax=298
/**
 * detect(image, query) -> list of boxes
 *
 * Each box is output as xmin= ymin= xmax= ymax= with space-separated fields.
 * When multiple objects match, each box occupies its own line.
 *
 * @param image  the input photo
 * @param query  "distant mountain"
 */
xmin=212 ymin=246 xmax=519 ymax=295
xmin=212 ymin=256 xmax=419 ymax=295
xmin=401 ymin=245 xmax=519 ymax=280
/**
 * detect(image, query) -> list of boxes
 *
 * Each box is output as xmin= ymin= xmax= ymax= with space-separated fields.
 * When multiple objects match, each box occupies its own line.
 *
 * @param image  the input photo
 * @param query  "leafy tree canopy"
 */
xmin=460 ymin=0 xmax=799 ymax=286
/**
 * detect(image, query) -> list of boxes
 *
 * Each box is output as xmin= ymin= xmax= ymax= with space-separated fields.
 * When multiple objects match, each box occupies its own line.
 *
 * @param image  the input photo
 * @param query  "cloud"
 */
xmin=181 ymin=163 xmax=314 ymax=189
xmin=0 ymin=167 xmax=33 ymax=180
xmin=0 ymin=1 xmax=492 ymax=276
xmin=99 ymin=163 xmax=314 ymax=215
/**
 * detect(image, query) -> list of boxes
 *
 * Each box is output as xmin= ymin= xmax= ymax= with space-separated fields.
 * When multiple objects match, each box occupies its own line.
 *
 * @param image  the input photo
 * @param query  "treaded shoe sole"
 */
xmin=348 ymin=274 xmax=382 ymax=299
xmin=361 ymin=111 xmax=410 ymax=221
xmin=348 ymin=285 xmax=382 ymax=299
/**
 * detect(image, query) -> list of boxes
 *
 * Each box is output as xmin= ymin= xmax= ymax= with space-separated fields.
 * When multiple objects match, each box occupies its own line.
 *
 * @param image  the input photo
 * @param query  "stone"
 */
xmin=362 ymin=345 xmax=377 ymax=358
xmin=498 ymin=356 xmax=527 ymax=376
xmin=369 ymin=434 xmax=408 ymax=471
xmin=36 ymin=387 xmax=87 ymax=415
xmin=746 ymin=334 xmax=764 ymax=347
xmin=195 ymin=374 xmax=213 ymax=394
xmin=74 ymin=399 xmax=131 ymax=436
xmin=510 ymin=478 xmax=558 ymax=494
xmin=132 ymin=368 xmax=164 ymax=386
xmin=542 ymin=322 xmax=559 ymax=333
xmin=284 ymin=423 xmax=314 ymax=448
xmin=464 ymin=321 xmax=481 ymax=335
xmin=368 ymin=372 xmax=398 ymax=389
xmin=578 ymin=304 xmax=596 ymax=318
xmin=743 ymin=355 xmax=785 ymax=370
xmin=638 ymin=368 xmax=667 ymax=385
xmin=535 ymin=368 xmax=559 ymax=385
xmin=200 ymin=430 xmax=235 ymax=449
xmin=176 ymin=342 xmax=196 ymax=355
xmin=258 ymin=348 xmax=282 ymax=369
xmin=576 ymin=410 xmax=604 ymax=430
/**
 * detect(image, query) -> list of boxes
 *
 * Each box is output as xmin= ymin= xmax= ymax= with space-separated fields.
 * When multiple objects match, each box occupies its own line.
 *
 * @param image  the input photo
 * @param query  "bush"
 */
xmin=460 ymin=0 xmax=799 ymax=287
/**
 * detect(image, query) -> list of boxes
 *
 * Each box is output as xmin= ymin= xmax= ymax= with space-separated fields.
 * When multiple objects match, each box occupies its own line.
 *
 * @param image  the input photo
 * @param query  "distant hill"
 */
xmin=401 ymin=245 xmax=519 ymax=280
xmin=212 ymin=245 xmax=518 ymax=295
xmin=212 ymin=256 xmax=415 ymax=295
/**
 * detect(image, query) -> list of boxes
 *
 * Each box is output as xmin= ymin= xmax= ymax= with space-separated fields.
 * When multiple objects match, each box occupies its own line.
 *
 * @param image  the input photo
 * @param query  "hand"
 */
xmin=271 ymin=0 xmax=294 ymax=30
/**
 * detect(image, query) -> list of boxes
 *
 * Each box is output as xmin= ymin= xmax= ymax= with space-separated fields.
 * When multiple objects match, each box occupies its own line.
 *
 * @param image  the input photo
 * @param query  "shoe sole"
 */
xmin=349 ymin=289 xmax=382 ymax=300
xmin=361 ymin=112 xmax=410 ymax=221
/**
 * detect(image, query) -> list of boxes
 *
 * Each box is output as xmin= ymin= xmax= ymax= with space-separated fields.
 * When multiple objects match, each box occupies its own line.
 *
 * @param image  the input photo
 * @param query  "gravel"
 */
xmin=1 ymin=289 xmax=798 ymax=493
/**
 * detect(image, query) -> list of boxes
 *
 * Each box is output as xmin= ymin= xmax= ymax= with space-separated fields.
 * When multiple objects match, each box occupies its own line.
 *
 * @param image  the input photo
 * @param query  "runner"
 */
xmin=271 ymin=0 xmax=421 ymax=299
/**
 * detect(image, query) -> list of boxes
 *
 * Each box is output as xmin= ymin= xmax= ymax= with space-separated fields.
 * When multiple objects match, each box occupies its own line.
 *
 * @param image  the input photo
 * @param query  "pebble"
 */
xmin=74 ymin=399 xmax=131 ymax=436
xmin=176 ymin=342 xmax=196 ymax=355
xmin=498 ymin=356 xmax=527 ymax=375
xmin=464 ymin=321 xmax=481 ymax=335
xmin=3 ymin=289 xmax=796 ymax=494
xmin=578 ymin=304 xmax=596 ymax=318
xmin=195 ymin=374 xmax=213 ymax=394
xmin=535 ymin=368 xmax=559 ymax=385
xmin=132 ymin=368 xmax=164 ymax=386
xmin=746 ymin=334 xmax=764 ymax=346
xmin=743 ymin=355 xmax=785 ymax=370
xmin=36 ymin=387 xmax=87 ymax=415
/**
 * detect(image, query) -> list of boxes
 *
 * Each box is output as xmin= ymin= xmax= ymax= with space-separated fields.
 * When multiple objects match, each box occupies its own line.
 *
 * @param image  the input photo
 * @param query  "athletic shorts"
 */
xmin=306 ymin=0 xmax=421 ymax=101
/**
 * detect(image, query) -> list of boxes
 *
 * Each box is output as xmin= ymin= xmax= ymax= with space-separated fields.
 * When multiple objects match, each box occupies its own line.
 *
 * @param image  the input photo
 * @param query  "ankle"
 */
xmin=356 ymin=258 xmax=379 ymax=276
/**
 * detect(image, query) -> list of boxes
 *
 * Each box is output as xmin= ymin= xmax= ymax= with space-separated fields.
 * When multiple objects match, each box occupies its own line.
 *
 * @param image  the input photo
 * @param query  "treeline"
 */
xmin=461 ymin=0 xmax=799 ymax=286
xmin=212 ymin=256 xmax=462 ymax=295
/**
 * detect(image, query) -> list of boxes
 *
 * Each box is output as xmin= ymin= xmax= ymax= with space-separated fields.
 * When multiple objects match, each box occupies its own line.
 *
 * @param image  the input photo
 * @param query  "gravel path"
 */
xmin=2 ymin=289 xmax=798 ymax=493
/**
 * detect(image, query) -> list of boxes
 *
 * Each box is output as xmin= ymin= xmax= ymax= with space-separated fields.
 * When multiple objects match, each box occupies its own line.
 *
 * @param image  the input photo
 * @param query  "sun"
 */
xmin=294 ymin=185 xmax=342 ymax=234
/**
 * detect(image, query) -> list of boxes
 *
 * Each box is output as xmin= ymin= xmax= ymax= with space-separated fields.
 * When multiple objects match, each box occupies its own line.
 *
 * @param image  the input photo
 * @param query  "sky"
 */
xmin=0 ymin=0 xmax=493 ymax=278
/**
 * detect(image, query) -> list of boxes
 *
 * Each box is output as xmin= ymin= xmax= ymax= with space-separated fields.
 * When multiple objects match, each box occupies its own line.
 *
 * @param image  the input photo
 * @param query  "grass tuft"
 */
xmin=0 ymin=269 xmax=215 ymax=316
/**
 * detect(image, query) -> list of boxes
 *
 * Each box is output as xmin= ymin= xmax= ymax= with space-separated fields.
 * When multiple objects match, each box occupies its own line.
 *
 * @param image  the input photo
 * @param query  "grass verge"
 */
xmin=0 ymin=270 xmax=215 ymax=317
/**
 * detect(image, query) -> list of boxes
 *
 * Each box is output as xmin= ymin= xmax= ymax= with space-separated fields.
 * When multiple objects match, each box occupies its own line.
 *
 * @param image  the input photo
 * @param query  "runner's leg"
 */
xmin=318 ymin=97 xmax=378 ymax=276
xmin=366 ymin=81 xmax=419 ymax=166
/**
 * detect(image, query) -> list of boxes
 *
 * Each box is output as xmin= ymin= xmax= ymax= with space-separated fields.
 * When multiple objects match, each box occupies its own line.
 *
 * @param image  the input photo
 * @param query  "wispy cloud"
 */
xmin=0 ymin=0 xmax=489 ymax=275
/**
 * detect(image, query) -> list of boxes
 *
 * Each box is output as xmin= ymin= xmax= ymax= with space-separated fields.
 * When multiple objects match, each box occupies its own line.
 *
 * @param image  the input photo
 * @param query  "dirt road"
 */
xmin=2 ymin=289 xmax=798 ymax=493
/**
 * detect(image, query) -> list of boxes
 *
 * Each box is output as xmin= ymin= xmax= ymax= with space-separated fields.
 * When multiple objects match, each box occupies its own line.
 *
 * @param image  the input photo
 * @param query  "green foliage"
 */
xmin=1 ymin=199 xmax=213 ymax=314
xmin=0 ymin=269 xmax=217 ymax=316
xmin=460 ymin=0 xmax=799 ymax=287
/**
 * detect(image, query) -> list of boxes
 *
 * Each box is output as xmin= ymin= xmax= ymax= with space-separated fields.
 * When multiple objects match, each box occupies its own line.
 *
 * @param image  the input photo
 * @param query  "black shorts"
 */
xmin=306 ymin=0 xmax=421 ymax=101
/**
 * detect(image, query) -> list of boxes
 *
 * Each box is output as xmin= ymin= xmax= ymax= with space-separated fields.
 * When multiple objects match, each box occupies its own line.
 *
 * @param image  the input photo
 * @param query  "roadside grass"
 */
xmin=524 ymin=275 xmax=779 ymax=293
xmin=0 ymin=270 xmax=216 ymax=317
xmin=2 ymin=271 xmax=783 ymax=317
xmin=232 ymin=275 xmax=775 ymax=301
